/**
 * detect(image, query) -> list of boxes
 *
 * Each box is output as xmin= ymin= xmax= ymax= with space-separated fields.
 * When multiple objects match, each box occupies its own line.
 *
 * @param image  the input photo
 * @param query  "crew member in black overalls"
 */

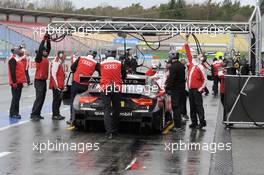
xmin=166 ymin=51 xmax=186 ymax=132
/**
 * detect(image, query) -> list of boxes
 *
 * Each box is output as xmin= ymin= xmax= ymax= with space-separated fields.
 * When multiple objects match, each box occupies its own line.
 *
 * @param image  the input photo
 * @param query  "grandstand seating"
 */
xmin=0 ymin=21 xmax=90 ymax=55
xmin=0 ymin=23 xmax=39 ymax=53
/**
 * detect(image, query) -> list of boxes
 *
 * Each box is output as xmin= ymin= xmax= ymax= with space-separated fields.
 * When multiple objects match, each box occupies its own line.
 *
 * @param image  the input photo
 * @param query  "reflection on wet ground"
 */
xmin=0 ymin=83 xmax=220 ymax=175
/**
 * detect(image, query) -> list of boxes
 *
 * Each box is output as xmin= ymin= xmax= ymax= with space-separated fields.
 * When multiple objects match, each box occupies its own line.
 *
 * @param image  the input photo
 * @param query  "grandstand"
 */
xmin=0 ymin=21 xmax=92 ymax=55
xmin=0 ymin=8 xmax=120 ymax=84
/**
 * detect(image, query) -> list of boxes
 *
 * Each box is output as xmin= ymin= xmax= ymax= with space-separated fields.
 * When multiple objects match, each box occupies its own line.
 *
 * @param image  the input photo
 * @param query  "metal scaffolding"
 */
xmin=47 ymin=3 xmax=262 ymax=73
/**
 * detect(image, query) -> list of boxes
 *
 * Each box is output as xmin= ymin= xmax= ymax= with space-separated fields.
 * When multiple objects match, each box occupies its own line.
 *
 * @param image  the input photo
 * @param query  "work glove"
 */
xmin=12 ymin=83 xmax=17 ymax=89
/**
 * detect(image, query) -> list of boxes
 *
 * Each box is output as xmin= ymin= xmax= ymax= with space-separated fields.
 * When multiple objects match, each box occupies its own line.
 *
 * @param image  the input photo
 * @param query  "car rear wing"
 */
xmin=80 ymin=76 xmax=146 ymax=85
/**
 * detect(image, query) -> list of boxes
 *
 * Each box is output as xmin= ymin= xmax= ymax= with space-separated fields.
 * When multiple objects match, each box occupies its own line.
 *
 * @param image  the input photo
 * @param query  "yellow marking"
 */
xmin=67 ymin=125 xmax=75 ymax=130
xmin=162 ymin=122 xmax=174 ymax=135
xmin=121 ymin=101 xmax=125 ymax=108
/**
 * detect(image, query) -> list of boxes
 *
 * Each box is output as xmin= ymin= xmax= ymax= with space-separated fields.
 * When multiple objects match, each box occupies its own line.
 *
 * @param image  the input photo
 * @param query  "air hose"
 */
xmin=188 ymin=34 xmax=212 ymax=70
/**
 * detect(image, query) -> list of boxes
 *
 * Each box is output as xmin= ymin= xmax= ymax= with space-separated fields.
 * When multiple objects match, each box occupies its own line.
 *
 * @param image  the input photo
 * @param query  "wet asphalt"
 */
xmin=0 ymin=83 xmax=221 ymax=175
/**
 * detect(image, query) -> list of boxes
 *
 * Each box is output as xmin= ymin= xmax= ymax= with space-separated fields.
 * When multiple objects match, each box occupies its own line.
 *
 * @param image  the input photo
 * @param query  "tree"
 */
xmin=34 ymin=0 xmax=75 ymax=12
xmin=27 ymin=3 xmax=35 ymax=10
xmin=0 ymin=0 xmax=27 ymax=8
xmin=175 ymin=0 xmax=186 ymax=19
xmin=0 ymin=0 xmax=255 ymax=21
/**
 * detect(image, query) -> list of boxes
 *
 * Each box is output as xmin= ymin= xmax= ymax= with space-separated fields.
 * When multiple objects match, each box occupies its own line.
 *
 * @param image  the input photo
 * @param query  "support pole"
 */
xmin=255 ymin=0 xmax=262 ymax=73
xmin=229 ymin=33 xmax=234 ymax=51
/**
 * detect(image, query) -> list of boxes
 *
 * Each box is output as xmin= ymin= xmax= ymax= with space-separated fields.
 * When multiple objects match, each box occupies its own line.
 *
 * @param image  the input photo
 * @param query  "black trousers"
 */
xmin=171 ymin=90 xmax=185 ymax=128
xmin=25 ymin=70 xmax=30 ymax=84
xmin=10 ymin=84 xmax=23 ymax=116
xmin=181 ymin=90 xmax=188 ymax=116
xmin=189 ymin=89 xmax=206 ymax=125
xmin=52 ymin=89 xmax=62 ymax=116
xmin=212 ymin=76 xmax=220 ymax=94
xmin=31 ymin=80 xmax=47 ymax=116
xmin=70 ymin=82 xmax=88 ymax=121
xmin=102 ymin=92 xmax=121 ymax=133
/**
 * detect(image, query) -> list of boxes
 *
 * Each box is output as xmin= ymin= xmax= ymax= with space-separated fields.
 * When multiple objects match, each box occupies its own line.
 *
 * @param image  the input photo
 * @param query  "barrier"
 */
xmin=224 ymin=75 xmax=264 ymax=125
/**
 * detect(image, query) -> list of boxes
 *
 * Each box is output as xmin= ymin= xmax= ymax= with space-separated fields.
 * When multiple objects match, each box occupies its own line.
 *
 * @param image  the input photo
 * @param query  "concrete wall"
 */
xmin=22 ymin=15 xmax=35 ymax=23
xmin=0 ymin=14 xmax=7 ymax=21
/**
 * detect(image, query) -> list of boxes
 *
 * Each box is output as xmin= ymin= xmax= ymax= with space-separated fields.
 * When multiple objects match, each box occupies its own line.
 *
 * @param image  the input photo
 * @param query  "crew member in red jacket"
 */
xmin=49 ymin=51 xmax=66 ymax=120
xmin=20 ymin=45 xmax=32 ymax=85
xmin=30 ymin=34 xmax=51 ymax=121
xmin=68 ymin=53 xmax=100 ymax=126
xmin=219 ymin=59 xmax=228 ymax=121
xmin=100 ymin=50 xmax=126 ymax=139
xmin=145 ymin=67 xmax=157 ymax=76
xmin=184 ymin=38 xmax=207 ymax=129
xmin=145 ymin=61 xmax=162 ymax=76
xmin=8 ymin=47 xmax=26 ymax=119
xmin=211 ymin=57 xmax=223 ymax=96
xmin=70 ymin=52 xmax=78 ymax=65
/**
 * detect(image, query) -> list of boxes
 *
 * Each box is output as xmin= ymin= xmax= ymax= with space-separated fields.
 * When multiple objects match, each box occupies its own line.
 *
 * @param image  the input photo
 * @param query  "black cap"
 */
xmin=11 ymin=48 xmax=15 ymax=54
xmin=106 ymin=50 xmax=117 ymax=58
xmin=87 ymin=50 xmax=97 ymax=57
xmin=57 ymin=50 xmax=64 ymax=56
xmin=169 ymin=51 xmax=179 ymax=60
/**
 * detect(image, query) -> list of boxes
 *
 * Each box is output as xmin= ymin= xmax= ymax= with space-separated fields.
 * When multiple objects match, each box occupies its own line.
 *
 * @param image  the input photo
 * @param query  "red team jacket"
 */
xmin=35 ymin=58 xmax=49 ymax=80
xmin=212 ymin=60 xmax=223 ymax=76
xmin=73 ymin=56 xmax=97 ymax=84
xmin=145 ymin=67 xmax=157 ymax=76
xmin=100 ymin=59 xmax=122 ymax=91
xmin=49 ymin=58 xmax=65 ymax=89
xmin=8 ymin=57 xmax=26 ymax=85
xmin=218 ymin=69 xmax=225 ymax=94
xmin=21 ymin=56 xmax=28 ymax=71
xmin=184 ymin=43 xmax=206 ymax=92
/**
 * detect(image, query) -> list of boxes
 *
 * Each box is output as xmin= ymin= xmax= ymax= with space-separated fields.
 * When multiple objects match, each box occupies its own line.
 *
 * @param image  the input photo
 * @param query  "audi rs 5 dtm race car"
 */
xmin=63 ymin=69 xmax=173 ymax=133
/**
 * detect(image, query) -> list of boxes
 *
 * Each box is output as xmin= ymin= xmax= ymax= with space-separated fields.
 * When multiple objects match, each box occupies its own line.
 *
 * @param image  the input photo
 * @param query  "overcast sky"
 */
xmin=73 ymin=0 xmax=257 ymax=9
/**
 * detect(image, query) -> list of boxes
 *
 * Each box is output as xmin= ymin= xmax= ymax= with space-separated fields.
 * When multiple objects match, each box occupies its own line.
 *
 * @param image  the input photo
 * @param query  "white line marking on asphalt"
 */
xmin=0 ymin=121 xmax=30 ymax=132
xmin=25 ymin=95 xmax=35 ymax=98
xmin=0 ymin=107 xmax=70 ymax=132
xmin=0 ymin=152 xmax=12 ymax=158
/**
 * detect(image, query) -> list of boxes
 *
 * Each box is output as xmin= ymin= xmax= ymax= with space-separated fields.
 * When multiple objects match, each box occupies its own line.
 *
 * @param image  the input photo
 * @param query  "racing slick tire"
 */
xmin=152 ymin=100 xmax=165 ymax=133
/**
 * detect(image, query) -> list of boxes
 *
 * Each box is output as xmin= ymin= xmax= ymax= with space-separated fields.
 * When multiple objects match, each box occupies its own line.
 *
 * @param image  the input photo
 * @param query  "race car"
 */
xmin=63 ymin=72 xmax=172 ymax=133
